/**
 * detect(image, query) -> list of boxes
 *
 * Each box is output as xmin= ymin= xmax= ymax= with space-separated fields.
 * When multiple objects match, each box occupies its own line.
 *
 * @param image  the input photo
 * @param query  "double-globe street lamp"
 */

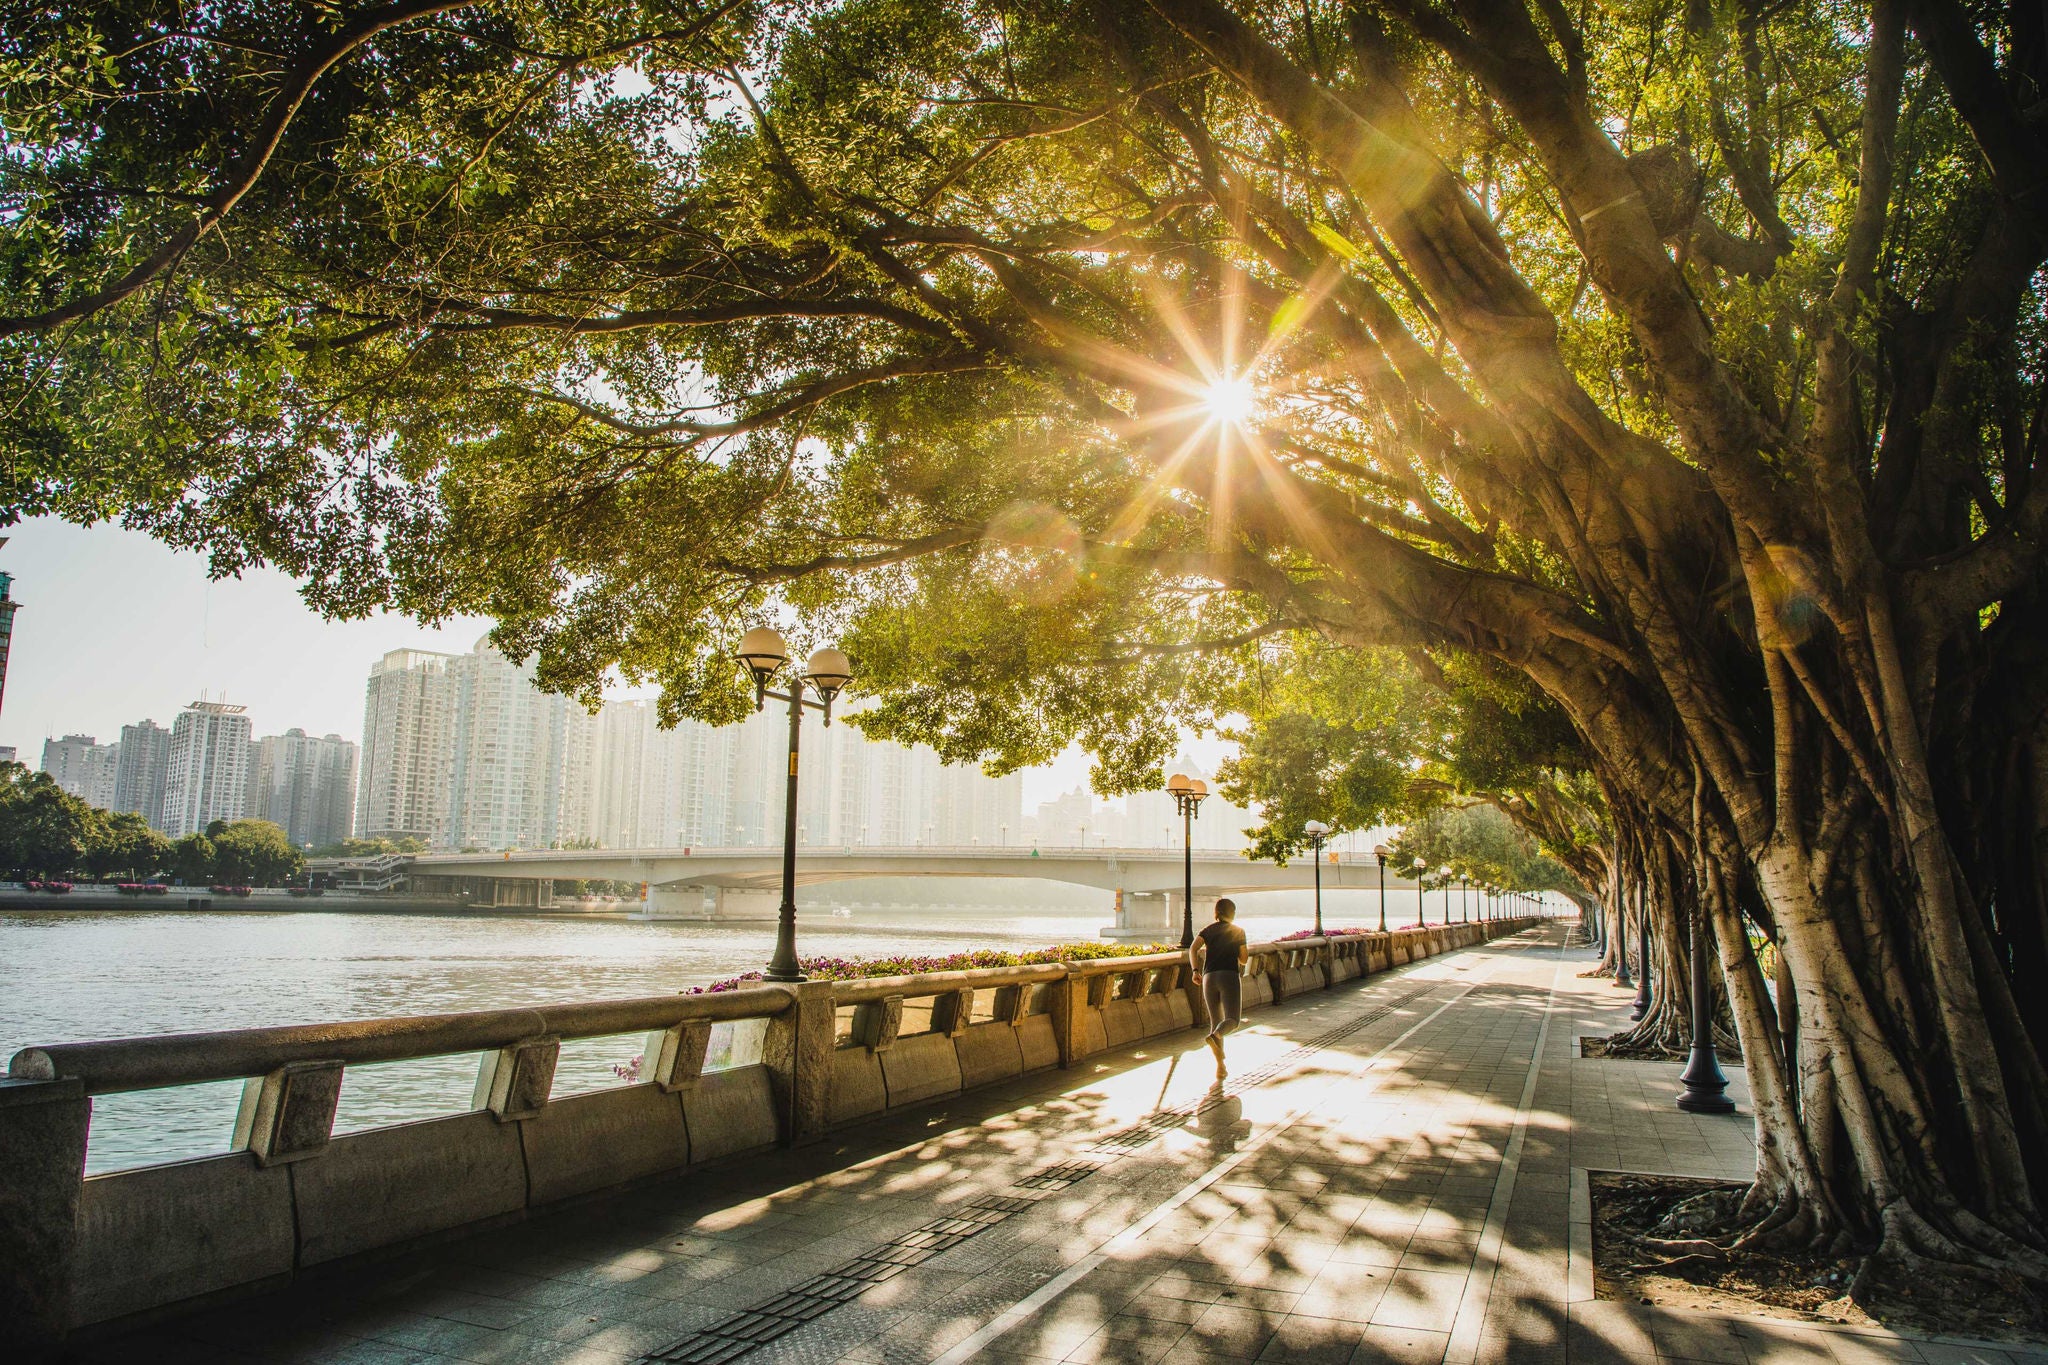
xmin=1303 ymin=821 xmax=1330 ymax=938
xmin=737 ymin=626 xmax=853 ymax=983
xmin=1167 ymin=773 xmax=1209 ymax=950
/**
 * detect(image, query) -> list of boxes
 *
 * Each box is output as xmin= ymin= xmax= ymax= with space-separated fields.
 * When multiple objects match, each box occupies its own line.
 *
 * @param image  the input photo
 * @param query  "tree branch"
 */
xmin=0 ymin=0 xmax=485 ymax=337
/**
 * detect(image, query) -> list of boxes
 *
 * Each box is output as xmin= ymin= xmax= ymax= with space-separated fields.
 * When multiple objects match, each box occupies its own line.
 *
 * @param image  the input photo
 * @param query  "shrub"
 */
xmin=684 ymin=940 xmax=1175 ymax=995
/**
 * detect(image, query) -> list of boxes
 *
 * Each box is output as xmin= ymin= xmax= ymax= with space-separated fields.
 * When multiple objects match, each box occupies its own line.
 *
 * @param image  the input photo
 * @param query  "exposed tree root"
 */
xmin=1587 ymin=1011 xmax=1741 ymax=1061
xmin=1596 ymin=1174 xmax=2048 ymax=1339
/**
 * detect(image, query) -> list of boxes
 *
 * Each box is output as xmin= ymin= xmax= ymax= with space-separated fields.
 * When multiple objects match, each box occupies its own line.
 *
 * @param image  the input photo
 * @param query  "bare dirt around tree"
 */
xmin=1592 ymin=1173 xmax=2048 ymax=1344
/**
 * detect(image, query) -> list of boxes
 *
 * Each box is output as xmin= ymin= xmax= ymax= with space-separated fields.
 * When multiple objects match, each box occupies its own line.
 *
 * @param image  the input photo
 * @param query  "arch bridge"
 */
xmin=402 ymin=846 xmax=1420 ymax=939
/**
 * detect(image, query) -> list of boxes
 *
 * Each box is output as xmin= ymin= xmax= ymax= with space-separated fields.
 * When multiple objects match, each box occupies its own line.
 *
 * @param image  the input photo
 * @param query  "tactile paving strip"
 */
xmin=640 ymin=978 xmax=1447 ymax=1364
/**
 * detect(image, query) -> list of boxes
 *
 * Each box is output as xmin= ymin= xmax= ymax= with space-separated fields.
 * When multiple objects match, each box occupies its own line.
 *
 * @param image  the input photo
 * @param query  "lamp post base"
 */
xmin=1675 ymin=1047 xmax=1736 ymax=1113
xmin=1675 ymin=909 xmax=1734 ymax=1114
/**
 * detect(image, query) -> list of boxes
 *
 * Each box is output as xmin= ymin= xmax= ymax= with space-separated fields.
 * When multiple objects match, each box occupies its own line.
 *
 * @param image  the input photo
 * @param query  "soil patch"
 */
xmin=1579 ymin=1035 xmax=1739 ymax=1064
xmin=1592 ymin=1172 xmax=2048 ymax=1343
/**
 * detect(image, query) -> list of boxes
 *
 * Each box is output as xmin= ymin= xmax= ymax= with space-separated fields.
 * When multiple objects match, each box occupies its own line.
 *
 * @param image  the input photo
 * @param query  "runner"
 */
xmin=1189 ymin=897 xmax=1249 ymax=1080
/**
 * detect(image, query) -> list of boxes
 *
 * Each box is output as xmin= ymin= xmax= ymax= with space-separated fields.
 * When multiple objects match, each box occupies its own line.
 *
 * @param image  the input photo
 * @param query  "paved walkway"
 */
xmin=92 ymin=926 xmax=2046 ymax=1365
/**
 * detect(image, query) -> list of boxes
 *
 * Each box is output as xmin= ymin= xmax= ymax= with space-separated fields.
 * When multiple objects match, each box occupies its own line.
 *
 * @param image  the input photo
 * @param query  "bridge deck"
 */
xmin=87 ymin=929 xmax=2041 ymax=1365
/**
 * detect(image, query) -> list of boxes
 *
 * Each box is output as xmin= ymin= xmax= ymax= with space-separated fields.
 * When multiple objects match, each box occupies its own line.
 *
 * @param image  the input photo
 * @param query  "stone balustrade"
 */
xmin=0 ymin=917 xmax=1539 ymax=1356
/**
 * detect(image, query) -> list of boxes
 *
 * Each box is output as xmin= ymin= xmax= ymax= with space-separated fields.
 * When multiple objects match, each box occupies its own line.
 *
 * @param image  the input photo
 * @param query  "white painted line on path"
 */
xmin=1444 ymin=933 xmax=1569 ymax=1363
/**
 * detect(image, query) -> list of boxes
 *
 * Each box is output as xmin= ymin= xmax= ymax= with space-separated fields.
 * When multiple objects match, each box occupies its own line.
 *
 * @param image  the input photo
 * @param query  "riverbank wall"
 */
xmin=0 ymin=887 xmax=522 ymax=915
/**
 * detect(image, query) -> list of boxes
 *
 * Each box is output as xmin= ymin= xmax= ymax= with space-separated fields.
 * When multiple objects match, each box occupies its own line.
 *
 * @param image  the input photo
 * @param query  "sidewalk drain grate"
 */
xmin=1015 ymin=1162 xmax=1101 ymax=1189
xmin=641 ymin=977 xmax=1455 ymax=1364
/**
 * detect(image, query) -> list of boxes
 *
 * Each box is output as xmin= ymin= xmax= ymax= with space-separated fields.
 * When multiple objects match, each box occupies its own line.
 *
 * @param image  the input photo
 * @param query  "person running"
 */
xmin=1190 ymin=898 xmax=1249 ymax=1080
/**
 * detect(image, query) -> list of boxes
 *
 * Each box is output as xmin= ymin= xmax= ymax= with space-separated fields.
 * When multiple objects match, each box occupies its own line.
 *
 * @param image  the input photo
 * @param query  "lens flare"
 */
xmin=1203 ymin=376 xmax=1257 ymax=425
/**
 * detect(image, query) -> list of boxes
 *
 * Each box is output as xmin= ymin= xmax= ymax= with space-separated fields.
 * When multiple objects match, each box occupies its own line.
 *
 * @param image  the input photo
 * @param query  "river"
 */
xmin=0 ymin=894 xmax=1420 ymax=1173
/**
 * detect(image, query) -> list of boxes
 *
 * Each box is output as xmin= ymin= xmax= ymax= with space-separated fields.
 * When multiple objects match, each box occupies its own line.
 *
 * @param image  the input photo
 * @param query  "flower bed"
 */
xmin=685 ymin=939 xmax=1175 ymax=995
xmin=207 ymin=884 xmax=255 ymax=897
xmin=115 ymin=883 xmax=169 ymax=895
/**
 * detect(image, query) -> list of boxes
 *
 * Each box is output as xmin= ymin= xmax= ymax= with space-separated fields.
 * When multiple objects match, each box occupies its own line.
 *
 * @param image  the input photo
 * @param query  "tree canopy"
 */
xmin=0 ymin=764 xmax=95 ymax=877
xmin=210 ymin=819 xmax=305 ymax=885
xmin=7 ymin=0 xmax=2047 ymax=1296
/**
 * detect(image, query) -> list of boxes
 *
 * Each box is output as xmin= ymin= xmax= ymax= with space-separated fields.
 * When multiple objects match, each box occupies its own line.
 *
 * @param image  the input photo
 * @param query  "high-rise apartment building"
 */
xmin=554 ymin=705 xmax=604 ymax=847
xmin=350 ymin=641 xmax=1026 ymax=853
xmin=356 ymin=649 xmax=457 ymax=845
xmin=112 ymin=719 xmax=173 ymax=829
xmin=445 ymin=639 xmax=600 ymax=851
xmin=160 ymin=701 xmax=252 ymax=836
xmin=40 ymin=733 xmax=119 ymax=808
xmin=933 ymin=763 xmax=1025 ymax=847
xmin=0 ymin=567 xmax=18 ymax=724
xmin=1026 ymin=757 xmax=1250 ymax=851
xmin=594 ymin=700 xmax=738 ymax=849
xmin=251 ymin=729 xmax=359 ymax=849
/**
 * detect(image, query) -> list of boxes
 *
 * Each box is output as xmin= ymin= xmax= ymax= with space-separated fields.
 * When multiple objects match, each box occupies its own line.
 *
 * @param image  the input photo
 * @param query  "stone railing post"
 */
xmin=0 ymin=1076 xmax=89 ymax=1359
xmin=1178 ymin=959 xmax=1208 ymax=1029
xmin=233 ymin=1059 xmax=344 ymax=1164
xmin=1052 ymin=969 xmax=1083 ymax=1067
xmin=474 ymin=1036 xmax=560 ymax=1121
xmin=643 ymin=1020 xmax=713 ymax=1092
xmin=851 ymin=996 xmax=904 ymax=1051
xmin=765 ymin=981 xmax=836 ymax=1145
xmin=931 ymin=989 xmax=974 ymax=1038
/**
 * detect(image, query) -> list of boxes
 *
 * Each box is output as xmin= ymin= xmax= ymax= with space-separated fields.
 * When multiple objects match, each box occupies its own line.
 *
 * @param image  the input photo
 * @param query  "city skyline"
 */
xmin=2 ymin=517 xmax=1232 ymax=812
xmin=33 ymin=629 xmax=1267 ymax=854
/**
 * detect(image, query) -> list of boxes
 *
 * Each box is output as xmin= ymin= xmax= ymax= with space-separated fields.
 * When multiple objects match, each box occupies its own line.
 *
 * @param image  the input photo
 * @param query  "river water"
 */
xmin=0 ymin=894 xmax=1425 ymax=1173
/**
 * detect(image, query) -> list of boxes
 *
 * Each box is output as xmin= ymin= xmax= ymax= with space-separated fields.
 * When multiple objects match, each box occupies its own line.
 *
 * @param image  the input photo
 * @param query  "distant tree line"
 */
xmin=0 ymin=763 xmax=305 ymax=886
xmin=307 ymin=835 xmax=426 ymax=859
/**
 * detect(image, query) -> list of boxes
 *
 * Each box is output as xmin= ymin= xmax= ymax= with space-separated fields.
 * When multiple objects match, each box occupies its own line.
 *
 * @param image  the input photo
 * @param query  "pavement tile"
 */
xmin=1063 ymin=1321 xmax=1189 ymax=1365
xmin=1212 ymin=1284 xmax=1301 ymax=1314
xmin=1184 ymin=1301 xmax=1281 ymax=1356
xmin=1154 ymin=1342 xmax=1259 ymax=1365
xmin=1115 ymin=1297 xmax=1209 ymax=1327
xmin=1256 ymin=1313 xmax=1368 ymax=1365
xmin=1143 ymin=1270 xmax=1229 ymax=1306
xmin=1328 ymin=1236 xmax=1411 ymax=1268
xmin=1394 ymin=1238 xmax=1476 ymax=1273
xmin=1649 ymin=1318 xmax=1751 ymax=1363
xmin=1809 ymin=1333 xmax=1925 ymax=1364
xmin=1351 ymin=1324 xmax=1452 ymax=1363
xmin=1368 ymin=1269 xmax=1466 ymax=1334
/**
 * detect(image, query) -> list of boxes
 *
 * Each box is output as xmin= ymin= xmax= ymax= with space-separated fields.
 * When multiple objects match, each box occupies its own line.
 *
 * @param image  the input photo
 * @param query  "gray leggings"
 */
xmin=1203 ymin=970 xmax=1242 ymax=1036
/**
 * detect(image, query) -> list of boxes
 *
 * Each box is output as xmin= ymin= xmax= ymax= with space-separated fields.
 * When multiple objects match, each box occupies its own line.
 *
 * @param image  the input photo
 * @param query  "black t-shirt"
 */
xmin=1196 ymin=920 xmax=1247 ymax=974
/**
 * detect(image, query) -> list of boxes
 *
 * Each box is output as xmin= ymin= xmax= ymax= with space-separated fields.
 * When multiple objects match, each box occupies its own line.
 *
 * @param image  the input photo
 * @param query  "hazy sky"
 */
xmin=0 ymin=517 xmax=1230 ymax=808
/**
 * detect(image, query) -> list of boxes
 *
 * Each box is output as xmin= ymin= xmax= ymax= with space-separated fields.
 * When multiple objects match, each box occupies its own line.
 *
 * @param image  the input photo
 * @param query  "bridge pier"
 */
xmin=1102 ymin=890 xmax=1178 ymax=943
xmin=638 ymin=885 xmax=782 ymax=921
